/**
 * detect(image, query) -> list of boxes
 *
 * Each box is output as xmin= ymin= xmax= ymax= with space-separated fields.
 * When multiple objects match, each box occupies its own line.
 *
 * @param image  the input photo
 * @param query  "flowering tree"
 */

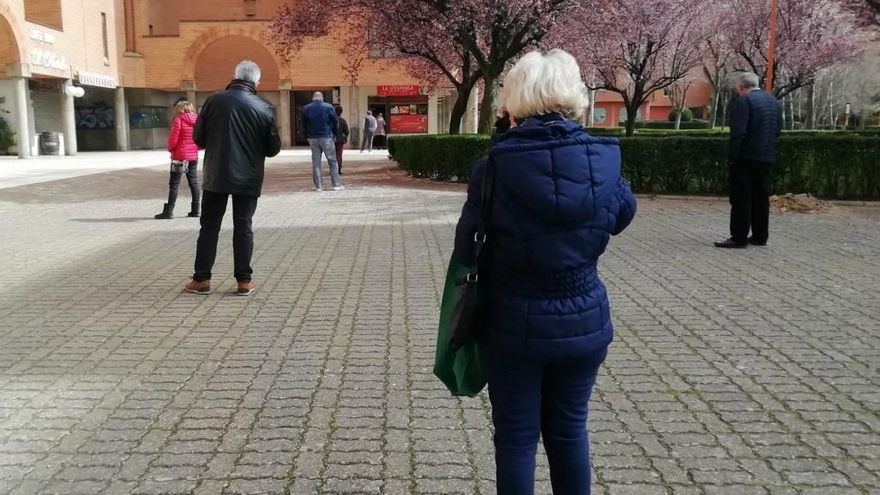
xmin=835 ymin=0 xmax=880 ymax=26
xmin=558 ymin=0 xmax=711 ymax=136
xmin=723 ymin=0 xmax=860 ymax=99
xmin=268 ymin=0 xmax=580 ymax=134
xmin=701 ymin=17 xmax=736 ymax=127
xmin=268 ymin=1 xmax=481 ymax=134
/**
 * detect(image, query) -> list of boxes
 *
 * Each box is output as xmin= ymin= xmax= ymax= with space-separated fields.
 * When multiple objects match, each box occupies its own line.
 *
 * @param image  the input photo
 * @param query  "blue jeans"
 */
xmin=308 ymin=137 xmax=340 ymax=189
xmin=481 ymin=345 xmax=608 ymax=495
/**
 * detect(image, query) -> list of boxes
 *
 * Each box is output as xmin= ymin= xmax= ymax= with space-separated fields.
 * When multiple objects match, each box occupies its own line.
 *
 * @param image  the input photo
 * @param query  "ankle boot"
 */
xmin=188 ymin=201 xmax=199 ymax=218
xmin=154 ymin=203 xmax=174 ymax=219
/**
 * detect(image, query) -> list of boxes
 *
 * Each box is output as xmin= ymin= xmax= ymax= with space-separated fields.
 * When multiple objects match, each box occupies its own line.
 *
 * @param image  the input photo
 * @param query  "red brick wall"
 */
xmin=24 ymin=0 xmax=62 ymax=30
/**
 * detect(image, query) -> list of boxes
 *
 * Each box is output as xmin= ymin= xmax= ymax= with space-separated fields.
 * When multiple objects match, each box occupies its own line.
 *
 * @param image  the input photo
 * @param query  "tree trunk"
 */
xmin=781 ymin=95 xmax=787 ymax=129
xmin=448 ymin=79 xmax=478 ymax=134
xmin=587 ymin=89 xmax=597 ymax=127
xmin=710 ymin=86 xmax=720 ymax=128
xmin=624 ymin=102 xmax=639 ymax=136
xmin=721 ymin=96 xmax=729 ymax=129
xmin=478 ymin=73 xmax=499 ymax=134
xmin=807 ymin=84 xmax=816 ymax=129
xmin=674 ymin=110 xmax=682 ymax=130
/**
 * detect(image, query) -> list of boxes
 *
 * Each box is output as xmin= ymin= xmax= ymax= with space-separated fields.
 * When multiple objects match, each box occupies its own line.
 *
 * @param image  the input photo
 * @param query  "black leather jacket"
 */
xmin=194 ymin=80 xmax=282 ymax=197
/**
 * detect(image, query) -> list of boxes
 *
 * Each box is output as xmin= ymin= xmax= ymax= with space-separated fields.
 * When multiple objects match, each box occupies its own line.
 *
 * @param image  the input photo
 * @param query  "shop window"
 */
xmin=25 ymin=0 xmax=63 ymax=31
xmin=129 ymin=106 xmax=169 ymax=129
xmin=388 ymin=102 xmax=429 ymax=133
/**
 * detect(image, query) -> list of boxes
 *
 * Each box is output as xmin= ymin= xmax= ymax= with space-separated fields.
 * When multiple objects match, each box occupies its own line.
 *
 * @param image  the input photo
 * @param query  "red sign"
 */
xmin=389 ymin=114 xmax=428 ymax=134
xmin=377 ymin=85 xmax=422 ymax=97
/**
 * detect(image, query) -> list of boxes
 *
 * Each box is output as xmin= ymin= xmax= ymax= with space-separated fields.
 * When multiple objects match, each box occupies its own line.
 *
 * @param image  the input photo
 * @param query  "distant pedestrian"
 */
xmin=375 ymin=112 xmax=387 ymax=149
xmin=334 ymin=106 xmax=350 ymax=175
xmin=184 ymin=60 xmax=281 ymax=296
xmin=494 ymin=109 xmax=512 ymax=135
xmin=361 ymin=110 xmax=377 ymax=152
xmin=302 ymin=92 xmax=343 ymax=191
xmin=715 ymin=72 xmax=782 ymax=249
xmin=155 ymin=99 xmax=200 ymax=219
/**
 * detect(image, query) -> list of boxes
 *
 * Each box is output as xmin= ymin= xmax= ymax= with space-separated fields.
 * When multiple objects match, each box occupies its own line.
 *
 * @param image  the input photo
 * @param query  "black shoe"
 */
xmin=188 ymin=202 xmax=199 ymax=217
xmin=154 ymin=203 xmax=173 ymax=219
xmin=714 ymin=238 xmax=747 ymax=249
xmin=748 ymin=237 xmax=767 ymax=246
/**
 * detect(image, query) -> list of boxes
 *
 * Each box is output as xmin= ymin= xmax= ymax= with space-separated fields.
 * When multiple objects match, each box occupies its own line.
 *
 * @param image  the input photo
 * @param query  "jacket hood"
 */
xmin=178 ymin=112 xmax=197 ymax=127
xmin=490 ymin=113 xmax=621 ymax=225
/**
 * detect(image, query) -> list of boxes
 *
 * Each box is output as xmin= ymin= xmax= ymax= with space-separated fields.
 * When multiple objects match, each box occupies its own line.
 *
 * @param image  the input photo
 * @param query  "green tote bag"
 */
xmin=433 ymin=157 xmax=495 ymax=397
xmin=433 ymin=256 xmax=487 ymax=397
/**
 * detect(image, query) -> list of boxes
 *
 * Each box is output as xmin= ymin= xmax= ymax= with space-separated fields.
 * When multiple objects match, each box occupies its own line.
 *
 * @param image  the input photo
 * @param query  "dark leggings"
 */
xmin=167 ymin=160 xmax=200 ymax=207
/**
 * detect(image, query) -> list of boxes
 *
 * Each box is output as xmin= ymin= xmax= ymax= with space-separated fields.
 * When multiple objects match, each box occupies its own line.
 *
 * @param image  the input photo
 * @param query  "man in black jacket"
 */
xmin=716 ymin=72 xmax=782 ymax=249
xmin=185 ymin=60 xmax=282 ymax=295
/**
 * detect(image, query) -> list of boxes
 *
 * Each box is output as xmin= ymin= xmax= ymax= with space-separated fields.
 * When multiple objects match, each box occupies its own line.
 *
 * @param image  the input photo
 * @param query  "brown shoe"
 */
xmin=237 ymin=281 xmax=255 ymax=296
xmin=184 ymin=279 xmax=211 ymax=294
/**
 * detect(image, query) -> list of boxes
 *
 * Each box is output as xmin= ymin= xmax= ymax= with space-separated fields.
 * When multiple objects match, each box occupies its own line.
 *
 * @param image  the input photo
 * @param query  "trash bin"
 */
xmin=39 ymin=131 xmax=61 ymax=155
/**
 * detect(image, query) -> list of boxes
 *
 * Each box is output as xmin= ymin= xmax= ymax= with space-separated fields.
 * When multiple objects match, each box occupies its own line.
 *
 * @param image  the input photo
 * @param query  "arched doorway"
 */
xmin=194 ymin=36 xmax=280 ymax=91
xmin=0 ymin=11 xmax=24 ymax=156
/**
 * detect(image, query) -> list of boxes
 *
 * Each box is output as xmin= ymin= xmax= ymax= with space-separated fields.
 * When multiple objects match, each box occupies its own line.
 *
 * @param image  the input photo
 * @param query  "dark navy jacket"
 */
xmin=301 ymin=101 xmax=339 ymax=139
xmin=453 ymin=114 xmax=636 ymax=359
xmin=729 ymin=89 xmax=783 ymax=164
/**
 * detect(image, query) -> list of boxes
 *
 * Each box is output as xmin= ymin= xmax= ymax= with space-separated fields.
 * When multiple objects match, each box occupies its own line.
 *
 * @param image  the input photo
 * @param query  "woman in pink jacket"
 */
xmin=155 ymin=99 xmax=201 ymax=219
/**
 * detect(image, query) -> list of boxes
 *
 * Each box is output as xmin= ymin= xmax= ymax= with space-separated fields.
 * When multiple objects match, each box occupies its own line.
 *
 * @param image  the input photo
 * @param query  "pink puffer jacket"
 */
xmin=167 ymin=112 xmax=199 ymax=161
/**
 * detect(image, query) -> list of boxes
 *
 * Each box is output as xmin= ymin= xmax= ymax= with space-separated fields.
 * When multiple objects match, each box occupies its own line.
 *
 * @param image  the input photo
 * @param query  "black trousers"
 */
xmin=193 ymin=191 xmax=258 ymax=283
xmin=168 ymin=160 xmax=200 ymax=207
xmin=729 ymin=159 xmax=772 ymax=244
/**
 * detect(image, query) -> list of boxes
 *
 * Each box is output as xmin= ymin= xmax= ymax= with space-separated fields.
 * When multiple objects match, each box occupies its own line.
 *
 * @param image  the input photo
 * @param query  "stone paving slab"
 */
xmin=0 ymin=159 xmax=877 ymax=494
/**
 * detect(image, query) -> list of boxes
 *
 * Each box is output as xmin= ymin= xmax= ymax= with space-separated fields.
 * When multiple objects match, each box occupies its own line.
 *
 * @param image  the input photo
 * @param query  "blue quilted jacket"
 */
xmin=453 ymin=113 xmax=636 ymax=359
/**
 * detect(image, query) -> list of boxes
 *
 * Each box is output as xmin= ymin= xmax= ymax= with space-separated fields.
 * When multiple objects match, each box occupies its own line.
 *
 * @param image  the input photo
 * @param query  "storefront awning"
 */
xmin=77 ymin=71 xmax=118 ymax=89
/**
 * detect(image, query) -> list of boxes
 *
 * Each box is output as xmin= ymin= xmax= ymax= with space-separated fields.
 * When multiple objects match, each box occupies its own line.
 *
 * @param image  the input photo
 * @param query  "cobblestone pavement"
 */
xmin=0 ymin=157 xmax=878 ymax=495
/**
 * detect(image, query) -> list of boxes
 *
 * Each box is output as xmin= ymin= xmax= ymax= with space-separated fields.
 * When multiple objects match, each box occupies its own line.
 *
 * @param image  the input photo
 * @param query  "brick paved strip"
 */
xmin=0 ymin=161 xmax=877 ymax=493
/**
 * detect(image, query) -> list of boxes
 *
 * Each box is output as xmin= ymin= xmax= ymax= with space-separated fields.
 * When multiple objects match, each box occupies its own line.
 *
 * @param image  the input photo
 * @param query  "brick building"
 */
xmin=1 ymin=0 xmax=460 ymax=158
xmin=1 ymin=0 xmax=709 ymax=159
xmin=1 ymin=0 xmax=123 ymax=158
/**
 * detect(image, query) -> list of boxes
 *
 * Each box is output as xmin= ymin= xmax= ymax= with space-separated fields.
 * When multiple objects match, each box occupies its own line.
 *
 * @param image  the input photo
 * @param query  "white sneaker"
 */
xmin=332 ymin=185 xmax=346 ymax=191
xmin=315 ymin=187 xmax=323 ymax=192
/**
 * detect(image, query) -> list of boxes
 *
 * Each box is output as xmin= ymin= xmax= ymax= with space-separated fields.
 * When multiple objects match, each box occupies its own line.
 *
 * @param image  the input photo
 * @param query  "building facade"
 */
xmin=1 ymin=0 xmax=465 ymax=158
xmin=1 ymin=0 xmax=124 ymax=158
xmin=1 ymin=0 xmax=710 ymax=159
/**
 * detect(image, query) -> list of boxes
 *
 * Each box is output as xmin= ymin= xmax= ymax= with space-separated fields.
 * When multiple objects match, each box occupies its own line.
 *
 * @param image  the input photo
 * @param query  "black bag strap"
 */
xmin=467 ymin=155 xmax=496 ymax=283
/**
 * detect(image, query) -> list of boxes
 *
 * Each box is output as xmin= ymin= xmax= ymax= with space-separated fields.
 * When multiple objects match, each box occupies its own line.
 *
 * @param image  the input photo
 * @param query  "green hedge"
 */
xmin=623 ymin=120 xmax=713 ymax=130
xmin=668 ymin=108 xmax=693 ymax=122
xmin=592 ymin=128 xmax=880 ymax=137
xmin=389 ymin=134 xmax=880 ymax=200
xmin=0 ymin=116 xmax=14 ymax=152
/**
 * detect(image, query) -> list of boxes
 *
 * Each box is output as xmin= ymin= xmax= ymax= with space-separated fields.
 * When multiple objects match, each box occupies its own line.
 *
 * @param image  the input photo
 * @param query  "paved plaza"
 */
xmin=0 ymin=156 xmax=878 ymax=495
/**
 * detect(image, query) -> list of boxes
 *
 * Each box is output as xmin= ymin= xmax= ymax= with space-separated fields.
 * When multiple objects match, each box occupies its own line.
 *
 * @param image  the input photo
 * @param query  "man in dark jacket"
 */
xmin=716 ymin=72 xmax=782 ymax=249
xmin=302 ymin=92 xmax=343 ymax=191
xmin=185 ymin=60 xmax=281 ymax=296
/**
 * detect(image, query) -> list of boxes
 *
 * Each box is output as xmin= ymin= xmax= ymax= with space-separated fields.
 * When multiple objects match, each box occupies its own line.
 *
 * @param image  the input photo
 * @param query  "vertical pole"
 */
xmin=61 ymin=79 xmax=78 ymax=155
xmin=765 ymin=0 xmax=779 ymax=92
xmin=14 ymin=77 xmax=31 ymax=159
xmin=115 ymin=87 xmax=129 ymax=151
xmin=279 ymin=89 xmax=291 ymax=148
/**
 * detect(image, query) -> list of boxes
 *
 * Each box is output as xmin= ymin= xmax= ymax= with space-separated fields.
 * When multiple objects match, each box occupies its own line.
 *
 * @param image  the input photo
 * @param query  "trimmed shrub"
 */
xmin=0 ymin=115 xmax=15 ymax=153
xmin=389 ymin=134 xmax=880 ymax=199
xmin=668 ymin=107 xmax=693 ymax=122
xmin=390 ymin=134 xmax=492 ymax=182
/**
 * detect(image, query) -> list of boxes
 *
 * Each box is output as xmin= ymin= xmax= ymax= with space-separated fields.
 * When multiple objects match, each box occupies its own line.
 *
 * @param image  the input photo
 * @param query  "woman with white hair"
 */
xmin=452 ymin=49 xmax=636 ymax=494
